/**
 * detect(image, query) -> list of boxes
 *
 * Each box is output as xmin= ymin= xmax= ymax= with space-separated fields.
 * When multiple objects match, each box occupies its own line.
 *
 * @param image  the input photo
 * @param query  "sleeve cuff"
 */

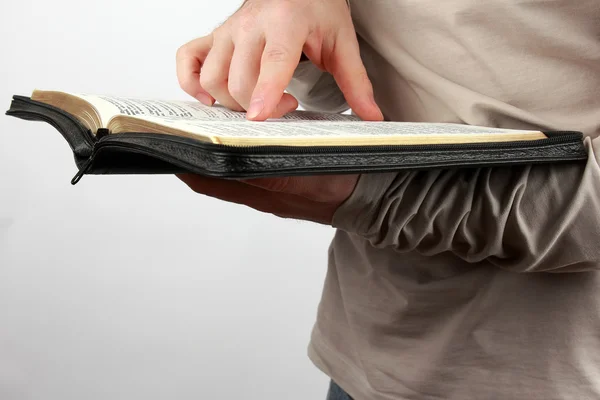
xmin=331 ymin=172 xmax=399 ymax=235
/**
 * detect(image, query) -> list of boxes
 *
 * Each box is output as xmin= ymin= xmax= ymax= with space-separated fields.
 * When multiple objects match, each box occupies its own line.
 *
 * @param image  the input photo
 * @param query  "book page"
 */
xmin=130 ymin=116 xmax=542 ymax=142
xmin=141 ymin=117 xmax=538 ymax=136
xmin=70 ymin=93 xmax=358 ymax=126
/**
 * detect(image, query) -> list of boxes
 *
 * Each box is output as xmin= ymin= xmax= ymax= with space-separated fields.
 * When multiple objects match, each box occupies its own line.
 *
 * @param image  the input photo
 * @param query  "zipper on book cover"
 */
xmin=99 ymin=130 xmax=583 ymax=155
xmin=80 ymin=130 xmax=586 ymax=181
xmin=214 ymin=131 xmax=584 ymax=154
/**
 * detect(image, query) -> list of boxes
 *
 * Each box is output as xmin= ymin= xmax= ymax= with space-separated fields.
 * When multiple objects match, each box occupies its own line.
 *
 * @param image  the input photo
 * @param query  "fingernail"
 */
xmin=246 ymin=98 xmax=264 ymax=119
xmin=196 ymin=93 xmax=213 ymax=106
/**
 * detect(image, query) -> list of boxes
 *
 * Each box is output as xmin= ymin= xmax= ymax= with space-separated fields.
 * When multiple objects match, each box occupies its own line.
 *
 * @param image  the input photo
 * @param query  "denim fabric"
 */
xmin=326 ymin=381 xmax=353 ymax=400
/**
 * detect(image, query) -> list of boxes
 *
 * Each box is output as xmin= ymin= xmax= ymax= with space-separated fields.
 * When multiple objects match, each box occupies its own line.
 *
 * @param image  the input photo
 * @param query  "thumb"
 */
xmin=327 ymin=32 xmax=383 ymax=121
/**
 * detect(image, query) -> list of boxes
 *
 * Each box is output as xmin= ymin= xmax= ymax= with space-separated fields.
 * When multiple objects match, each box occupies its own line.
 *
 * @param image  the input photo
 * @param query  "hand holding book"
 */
xmin=4 ymin=3 xmax=587 ymax=198
xmin=177 ymin=173 xmax=359 ymax=225
xmin=167 ymin=0 xmax=579 ymax=224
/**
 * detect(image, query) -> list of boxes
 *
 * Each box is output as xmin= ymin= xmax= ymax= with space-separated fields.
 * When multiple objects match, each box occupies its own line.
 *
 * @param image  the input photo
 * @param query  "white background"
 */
xmin=0 ymin=1 xmax=334 ymax=398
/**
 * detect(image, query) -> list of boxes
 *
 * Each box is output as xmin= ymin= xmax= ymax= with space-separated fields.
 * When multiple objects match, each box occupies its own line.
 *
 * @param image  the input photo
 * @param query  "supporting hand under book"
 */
xmin=177 ymin=173 xmax=359 ymax=225
xmin=175 ymin=0 xmax=383 ymax=122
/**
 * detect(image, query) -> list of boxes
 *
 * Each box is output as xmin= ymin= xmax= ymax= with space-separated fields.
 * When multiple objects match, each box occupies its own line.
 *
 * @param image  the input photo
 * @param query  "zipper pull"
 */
xmin=71 ymin=155 xmax=95 ymax=185
xmin=96 ymin=128 xmax=110 ymax=139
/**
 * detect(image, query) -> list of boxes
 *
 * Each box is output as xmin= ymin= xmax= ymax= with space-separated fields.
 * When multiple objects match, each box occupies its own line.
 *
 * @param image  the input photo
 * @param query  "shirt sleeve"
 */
xmin=286 ymin=61 xmax=350 ymax=114
xmin=331 ymin=135 xmax=600 ymax=273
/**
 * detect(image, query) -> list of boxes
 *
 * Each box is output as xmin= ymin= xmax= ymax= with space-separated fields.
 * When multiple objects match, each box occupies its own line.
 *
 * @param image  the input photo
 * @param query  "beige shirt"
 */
xmin=287 ymin=0 xmax=600 ymax=399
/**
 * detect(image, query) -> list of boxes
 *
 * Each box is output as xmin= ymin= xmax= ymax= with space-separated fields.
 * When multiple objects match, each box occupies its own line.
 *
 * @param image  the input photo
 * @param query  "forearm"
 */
xmin=333 ymin=135 xmax=600 ymax=273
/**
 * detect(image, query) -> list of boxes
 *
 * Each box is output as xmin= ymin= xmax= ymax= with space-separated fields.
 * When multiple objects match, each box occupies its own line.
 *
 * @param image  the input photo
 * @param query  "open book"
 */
xmin=6 ymin=89 xmax=587 ymax=183
xmin=31 ymin=89 xmax=549 ymax=146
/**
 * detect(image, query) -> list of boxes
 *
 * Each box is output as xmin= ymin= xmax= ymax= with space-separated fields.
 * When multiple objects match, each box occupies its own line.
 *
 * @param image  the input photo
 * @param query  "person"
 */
xmin=175 ymin=0 xmax=600 ymax=398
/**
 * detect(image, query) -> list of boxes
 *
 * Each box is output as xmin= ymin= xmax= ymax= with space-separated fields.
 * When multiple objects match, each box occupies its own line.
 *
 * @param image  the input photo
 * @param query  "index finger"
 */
xmin=246 ymin=30 xmax=306 ymax=121
xmin=327 ymin=30 xmax=383 ymax=121
xmin=176 ymin=35 xmax=215 ymax=105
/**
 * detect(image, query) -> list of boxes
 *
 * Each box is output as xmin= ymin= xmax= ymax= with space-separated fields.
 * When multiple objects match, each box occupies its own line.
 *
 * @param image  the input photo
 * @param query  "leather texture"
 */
xmin=6 ymin=96 xmax=95 ymax=168
xmin=90 ymin=132 xmax=588 ymax=179
xmin=5 ymin=96 xmax=589 ymax=181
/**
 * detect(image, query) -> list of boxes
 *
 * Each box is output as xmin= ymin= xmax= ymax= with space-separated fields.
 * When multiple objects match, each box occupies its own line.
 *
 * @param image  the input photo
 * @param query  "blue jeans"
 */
xmin=326 ymin=381 xmax=353 ymax=400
